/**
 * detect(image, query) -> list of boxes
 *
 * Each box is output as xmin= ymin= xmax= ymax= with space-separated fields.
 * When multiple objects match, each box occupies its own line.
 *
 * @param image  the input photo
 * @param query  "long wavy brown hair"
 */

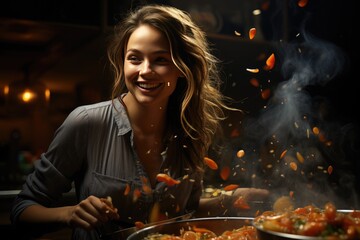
xmin=107 ymin=4 xmax=236 ymax=173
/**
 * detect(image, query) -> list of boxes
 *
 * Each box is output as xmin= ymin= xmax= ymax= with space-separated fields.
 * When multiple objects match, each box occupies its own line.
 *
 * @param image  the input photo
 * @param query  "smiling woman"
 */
xmin=8 ymin=4 xmax=269 ymax=240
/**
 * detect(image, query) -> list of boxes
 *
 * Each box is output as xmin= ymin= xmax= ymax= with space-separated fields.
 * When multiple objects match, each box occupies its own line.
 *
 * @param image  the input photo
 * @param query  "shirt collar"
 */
xmin=112 ymin=95 xmax=132 ymax=136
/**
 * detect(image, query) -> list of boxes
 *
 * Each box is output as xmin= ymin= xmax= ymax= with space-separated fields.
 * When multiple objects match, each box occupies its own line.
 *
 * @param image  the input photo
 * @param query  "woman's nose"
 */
xmin=139 ymin=61 xmax=154 ymax=75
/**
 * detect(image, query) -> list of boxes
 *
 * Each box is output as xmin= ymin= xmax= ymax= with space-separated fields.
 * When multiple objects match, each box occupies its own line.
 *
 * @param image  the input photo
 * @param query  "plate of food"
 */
xmin=253 ymin=202 xmax=360 ymax=240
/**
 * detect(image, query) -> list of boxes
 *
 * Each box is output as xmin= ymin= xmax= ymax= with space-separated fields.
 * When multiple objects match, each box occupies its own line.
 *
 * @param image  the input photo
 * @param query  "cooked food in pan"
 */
xmin=144 ymin=225 xmax=257 ymax=240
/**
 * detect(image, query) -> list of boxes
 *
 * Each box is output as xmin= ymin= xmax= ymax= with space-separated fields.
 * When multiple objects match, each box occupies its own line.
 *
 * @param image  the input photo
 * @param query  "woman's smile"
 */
xmin=136 ymin=82 xmax=163 ymax=90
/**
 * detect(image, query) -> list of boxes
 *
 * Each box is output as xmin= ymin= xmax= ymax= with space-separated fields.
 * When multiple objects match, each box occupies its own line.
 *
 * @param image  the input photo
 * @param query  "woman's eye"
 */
xmin=128 ymin=56 xmax=141 ymax=63
xmin=156 ymin=57 xmax=170 ymax=64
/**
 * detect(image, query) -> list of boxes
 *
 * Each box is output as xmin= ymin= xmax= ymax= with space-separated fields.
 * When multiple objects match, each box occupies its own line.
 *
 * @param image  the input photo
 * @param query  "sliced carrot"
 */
xmin=156 ymin=173 xmax=180 ymax=186
xmin=261 ymin=88 xmax=271 ymax=99
xmin=298 ymin=0 xmax=308 ymax=7
xmin=142 ymin=184 xmax=152 ymax=194
xmin=204 ymin=157 xmax=218 ymax=170
xmin=249 ymin=78 xmax=260 ymax=87
xmin=236 ymin=150 xmax=245 ymax=158
xmin=296 ymin=152 xmax=304 ymax=163
xmin=134 ymin=221 xmax=145 ymax=229
xmin=264 ymin=53 xmax=275 ymax=70
xmin=133 ymin=188 xmax=141 ymax=201
xmin=141 ymin=176 xmax=152 ymax=194
xmin=290 ymin=162 xmax=298 ymax=171
xmin=192 ymin=226 xmax=213 ymax=233
xmin=289 ymin=191 xmax=294 ymax=198
xmin=233 ymin=196 xmax=251 ymax=209
xmin=318 ymin=132 xmax=327 ymax=142
xmin=223 ymin=184 xmax=239 ymax=191
xmin=220 ymin=166 xmax=230 ymax=181
xmin=230 ymin=128 xmax=240 ymax=138
xmin=327 ymin=165 xmax=333 ymax=175
xmin=261 ymin=0 xmax=270 ymax=10
xmin=280 ymin=150 xmax=287 ymax=159
xmin=124 ymin=183 xmax=130 ymax=196
xmin=246 ymin=68 xmax=259 ymax=73
xmin=312 ymin=126 xmax=320 ymax=135
xmin=249 ymin=27 xmax=256 ymax=40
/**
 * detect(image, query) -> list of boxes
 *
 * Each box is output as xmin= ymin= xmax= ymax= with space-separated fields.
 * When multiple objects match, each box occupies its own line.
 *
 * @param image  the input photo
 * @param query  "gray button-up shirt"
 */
xmin=10 ymin=97 xmax=202 ymax=239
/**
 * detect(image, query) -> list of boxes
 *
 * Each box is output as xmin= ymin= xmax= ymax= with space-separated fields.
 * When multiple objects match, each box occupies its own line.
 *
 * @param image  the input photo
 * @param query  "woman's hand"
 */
xmin=229 ymin=188 xmax=270 ymax=215
xmin=232 ymin=188 xmax=270 ymax=204
xmin=197 ymin=187 xmax=270 ymax=217
xmin=66 ymin=195 xmax=119 ymax=231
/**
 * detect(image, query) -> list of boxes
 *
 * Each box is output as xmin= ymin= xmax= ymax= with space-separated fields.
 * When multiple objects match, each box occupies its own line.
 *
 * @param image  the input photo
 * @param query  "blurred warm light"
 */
xmin=4 ymin=85 xmax=9 ymax=95
xmin=45 ymin=89 xmax=51 ymax=102
xmin=6 ymin=80 xmax=49 ymax=107
xmin=20 ymin=89 xmax=37 ymax=103
xmin=4 ymin=64 xmax=50 ymax=108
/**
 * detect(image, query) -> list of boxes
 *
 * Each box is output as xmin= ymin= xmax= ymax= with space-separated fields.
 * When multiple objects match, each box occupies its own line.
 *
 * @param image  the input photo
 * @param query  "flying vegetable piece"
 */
xmin=246 ymin=68 xmax=259 ymax=73
xmin=223 ymin=184 xmax=239 ymax=191
xmin=261 ymin=88 xmax=271 ymax=99
xmin=192 ymin=226 xmax=215 ymax=234
xmin=296 ymin=152 xmax=304 ymax=163
xmin=312 ymin=126 xmax=320 ymax=135
xmin=249 ymin=78 xmax=260 ymax=87
xmin=233 ymin=196 xmax=250 ymax=209
xmin=141 ymin=176 xmax=152 ymax=194
xmin=133 ymin=188 xmax=141 ymax=201
xmin=290 ymin=162 xmax=298 ymax=171
xmin=220 ymin=166 xmax=230 ymax=181
xmin=289 ymin=191 xmax=294 ymax=199
xmin=264 ymin=53 xmax=275 ymax=70
xmin=236 ymin=149 xmax=245 ymax=158
xmin=280 ymin=150 xmax=287 ymax=159
xmin=298 ymin=0 xmax=308 ymax=7
xmin=156 ymin=173 xmax=180 ymax=186
xmin=249 ymin=27 xmax=256 ymax=40
xmin=134 ymin=221 xmax=145 ymax=229
xmin=230 ymin=128 xmax=240 ymax=138
xmin=327 ymin=165 xmax=333 ymax=175
xmin=204 ymin=157 xmax=218 ymax=170
xmin=124 ymin=183 xmax=130 ymax=195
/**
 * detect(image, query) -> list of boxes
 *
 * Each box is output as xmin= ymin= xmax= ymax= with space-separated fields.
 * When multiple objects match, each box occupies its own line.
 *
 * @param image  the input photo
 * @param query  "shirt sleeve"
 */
xmin=10 ymin=106 xmax=89 ymax=225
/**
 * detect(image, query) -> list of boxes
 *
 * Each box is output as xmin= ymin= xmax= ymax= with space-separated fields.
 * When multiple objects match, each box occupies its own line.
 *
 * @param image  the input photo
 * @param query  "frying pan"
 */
xmin=253 ymin=222 xmax=321 ymax=240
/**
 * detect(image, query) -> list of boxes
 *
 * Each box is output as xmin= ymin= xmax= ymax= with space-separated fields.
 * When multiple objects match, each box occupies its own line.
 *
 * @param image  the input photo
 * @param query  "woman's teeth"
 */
xmin=138 ymin=82 xmax=162 ymax=89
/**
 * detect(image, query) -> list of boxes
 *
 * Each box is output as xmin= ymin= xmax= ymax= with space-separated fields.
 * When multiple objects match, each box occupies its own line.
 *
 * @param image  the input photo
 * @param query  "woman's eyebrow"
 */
xmin=126 ymin=49 xmax=170 ymax=54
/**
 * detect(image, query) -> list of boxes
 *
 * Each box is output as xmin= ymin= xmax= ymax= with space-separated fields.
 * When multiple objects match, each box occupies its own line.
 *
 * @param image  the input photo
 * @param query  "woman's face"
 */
xmin=124 ymin=24 xmax=182 ymax=108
